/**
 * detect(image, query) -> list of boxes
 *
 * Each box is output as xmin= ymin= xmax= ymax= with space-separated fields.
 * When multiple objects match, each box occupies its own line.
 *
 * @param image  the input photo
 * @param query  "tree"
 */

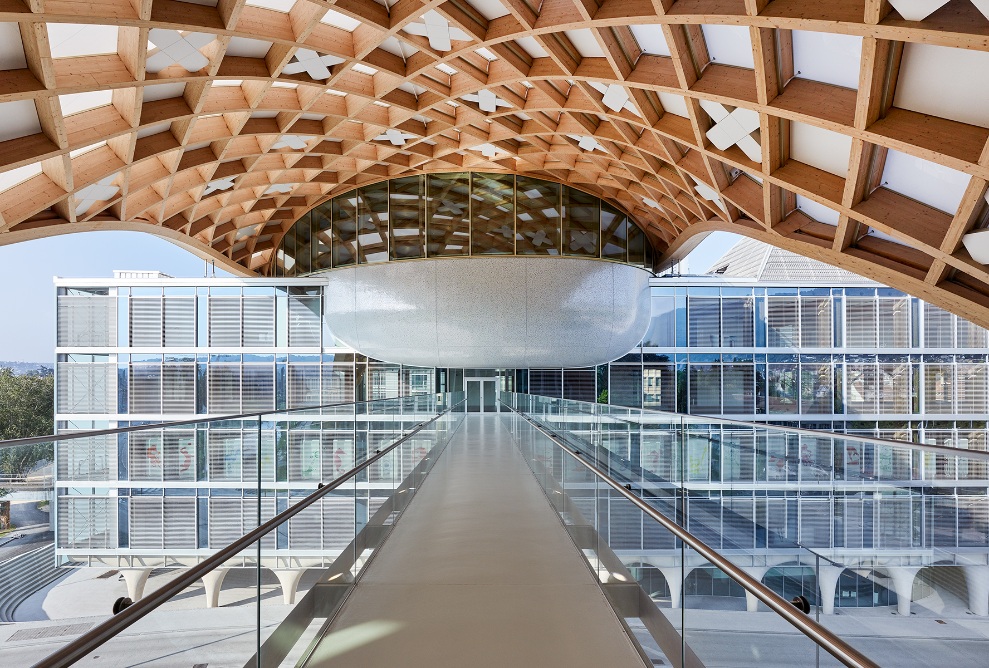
xmin=0 ymin=368 xmax=54 ymax=490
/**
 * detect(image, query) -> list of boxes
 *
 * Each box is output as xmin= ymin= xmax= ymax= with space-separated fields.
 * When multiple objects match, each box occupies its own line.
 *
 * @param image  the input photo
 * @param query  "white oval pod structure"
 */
xmin=322 ymin=257 xmax=651 ymax=368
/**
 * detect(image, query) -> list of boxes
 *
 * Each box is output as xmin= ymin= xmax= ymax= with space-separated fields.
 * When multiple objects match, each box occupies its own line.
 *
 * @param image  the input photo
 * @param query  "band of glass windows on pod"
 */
xmin=272 ymin=173 xmax=654 ymax=276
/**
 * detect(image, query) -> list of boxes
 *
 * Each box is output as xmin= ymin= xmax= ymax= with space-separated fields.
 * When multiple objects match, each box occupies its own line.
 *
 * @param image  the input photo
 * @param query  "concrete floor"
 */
xmin=305 ymin=413 xmax=646 ymax=668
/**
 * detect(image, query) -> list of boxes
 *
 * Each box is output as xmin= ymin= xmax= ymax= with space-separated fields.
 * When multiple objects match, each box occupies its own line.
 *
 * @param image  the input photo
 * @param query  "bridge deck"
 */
xmin=303 ymin=413 xmax=644 ymax=667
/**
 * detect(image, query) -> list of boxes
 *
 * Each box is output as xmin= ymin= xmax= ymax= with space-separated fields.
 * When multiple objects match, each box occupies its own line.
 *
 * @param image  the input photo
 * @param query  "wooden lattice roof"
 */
xmin=2 ymin=1 xmax=989 ymax=323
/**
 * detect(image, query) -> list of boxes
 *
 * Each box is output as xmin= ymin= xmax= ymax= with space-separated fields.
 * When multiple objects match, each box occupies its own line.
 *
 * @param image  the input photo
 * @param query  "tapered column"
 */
xmin=119 ymin=568 xmax=151 ymax=602
xmin=201 ymin=569 xmax=229 ymax=608
xmin=817 ymin=565 xmax=844 ymax=615
xmin=742 ymin=566 xmax=771 ymax=612
xmin=888 ymin=568 xmax=920 ymax=617
xmin=273 ymin=568 xmax=306 ymax=605
xmin=963 ymin=565 xmax=989 ymax=616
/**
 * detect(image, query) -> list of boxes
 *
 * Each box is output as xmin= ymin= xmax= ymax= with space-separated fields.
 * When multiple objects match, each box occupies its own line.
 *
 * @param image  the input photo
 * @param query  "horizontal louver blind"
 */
xmin=130 ymin=297 xmax=162 ymax=346
xmin=163 ymin=498 xmax=197 ymax=549
xmin=57 ymin=295 xmax=115 ymax=346
xmin=800 ymin=297 xmax=831 ymax=347
xmin=129 ymin=364 xmax=161 ymax=413
xmin=322 ymin=496 xmax=356 ymax=550
xmin=57 ymin=363 xmax=115 ymax=413
xmin=956 ymin=364 xmax=987 ymax=414
xmin=163 ymin=431 xmax=196 ymax=481
xmin=845 ymin=363 xmax=877 ymax=413
xmin=288 ymin=296 xmax=321 ymax=347
xmin=924 ymin=364 xmax=953 ymax=414
xmin=209 ymin=498 xmax=243 ymax=548
xmin=164 ymin=297 xmax=196 ymax=347
xmin=721 ymin=298 xmax=753 ymax=347
xmin=288 ymin=432 xmax=321 ymax=482
xmin=209 ymin=297 xmax=241 ymax=347
xmin=321 ymin=434 xmax=355 ymax=480
xmin=129 ymin=431 xmax=163 ymax=481
xmin=288 ymin=501 xmax=322 ymax=549
xmin=845 ymin=298 xmax=877 ymax=348
xmin=878 ymin=298 xmax=910 ymax=348
xmin=924 ymin=305 xmax=954 ymax=348
xmin=800 ymin=363 xmax=832 ymax=414
xmin=956 ymin=317 xmax=988 ymax=348
xmin=208 ymin=430 xmax=242 ymax=481
xmin=208 ymin=365 xmax=241 ymax=413
xmin=241 ymin=365 xmax=274 ymax=412
xmin=162 ymin=364 xmax=195 ymax=413
xmin=130 ymin=497 xmax=164 ymax=550
xmin=877 ymin=364 xmax=910 ymax=413
xmin=529 ymin=369 xmax=562 ymax=397
xmin=288 ymin=365 xmax=320 ymax=408
xmin=722 ymin=365 xmax=754 ymax=413
xmin=243 ymin=296 xmax=275 ymax=346
xmin=767 ymin=297 xmax=798 ymax=347
xmin=58 ymin=434 xmax=116 ymax=481
xmin=688 ymin=298 xmax=720 ymax=347
xmin=58 ymin=498 xmax=115 ymax=549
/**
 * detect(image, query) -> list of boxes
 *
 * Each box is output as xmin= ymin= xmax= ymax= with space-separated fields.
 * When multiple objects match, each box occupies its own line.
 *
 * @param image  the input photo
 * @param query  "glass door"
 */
xmin=467 ymin=379 xmax=482 ymax=412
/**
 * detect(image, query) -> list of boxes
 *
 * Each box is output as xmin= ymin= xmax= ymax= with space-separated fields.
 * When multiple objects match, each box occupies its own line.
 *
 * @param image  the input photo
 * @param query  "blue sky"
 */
xmin=0 ymin=230 xmax=741 ymax=363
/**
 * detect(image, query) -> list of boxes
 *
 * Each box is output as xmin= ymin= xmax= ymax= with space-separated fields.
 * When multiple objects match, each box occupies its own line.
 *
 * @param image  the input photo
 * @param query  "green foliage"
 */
xmin=0 ymin=368 xmax=54 ymax=489
xmin=597 ymin=389 xmax=609 ymax=404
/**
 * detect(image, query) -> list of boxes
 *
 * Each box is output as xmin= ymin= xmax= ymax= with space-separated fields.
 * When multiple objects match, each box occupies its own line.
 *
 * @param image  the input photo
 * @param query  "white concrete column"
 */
xmin=888 ymin=568 xmax=920 ymax=617
xmin=816 ymin=565 xmax=844 ymax=615
xmin=658 ymin=566 xmax=695 ymax=609
xmin=273 ymin=568 xmax=306 ymax=605
xmin=119 ymin=568 xmax=151 ymax=602
xmin=742 ymin=566 xmax=771 ymax=612
xmin=201 ymin=569 xmax=229 ymax=609
xmin=963 ymin=565 xmax=989 ymax=617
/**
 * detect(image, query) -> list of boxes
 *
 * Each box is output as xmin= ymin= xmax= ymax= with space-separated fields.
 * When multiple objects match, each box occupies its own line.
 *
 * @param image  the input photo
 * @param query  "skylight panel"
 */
xmin=790 ymin=121 xmax=852 ymax=177
xmin=137 ymin=122 xmax=171 ymax=139
xmin=212 ymin=79 xmax=244 ymax=86
xmin=59 ymin=90 xmax=113 ymax=116
xmin=476 ymin=47 xmax=498 ymax=61
xmin=514 ymin=37 xmax=548 ymax=59
xmin=795 ymin=195 xmax=840 ymax=225
xmin=700 ymin=24 xmax=754 ymax=68
xmin=352 ymin=63 xmax=378 ymax=75
xmin=146 ymin=30 xmax=214 ymax=73
xmin=320 ymin=9 xmax=361 ymax=31
xmin=0 ymin=23 xmax=27 ymax=70
xmin=657 ymin=92 xmax=689 ymax=118
xmin=70 ymin=141 xmax=107 ymax=158
xmin=403 ymin=11 xmax=471 ymax=52
xmin=225 ymin=37 xmax=273 ymax=58
xmin=47 ymin=24 xmax=119 ymax=58
xmin=379 ymin=37 xmax=411 ymax=60
xmin=142 ymin=82 xmax=186 ymax=102
xmin=463 ymin=0 xmax=510 ymax=20
xmin=271 ymin=81 xmax=298 ymax=88
xmin=564 ymin=30 xmax=605 ymax=58
xmin=881 ymin=149 xmax=971 ymax=214
xmin=893 ymin=42 xmax=989 ymax=128
xmin=436 ymin=63 xmax=457 ymax=76
xmin=0 ymin=162 xmax=42 ymax=194
xmin=792 ymin=31 xmax=862 ymax=90
xmin=0 ymin=100 xmax=42 ymax=142
xmin=246 ymin=0 xmax=295 ymax=11
xmin=629 ymin=25 xmax=670 ymax=56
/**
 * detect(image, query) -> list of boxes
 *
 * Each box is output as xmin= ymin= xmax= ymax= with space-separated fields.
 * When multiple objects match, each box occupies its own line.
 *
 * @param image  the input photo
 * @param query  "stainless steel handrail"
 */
xmin=504 ymin=402 xmax=880 ymax=668
xmin=0 ymin=395 xmax=425 ymax=450
xmin=508 ymin=392 xmax=989 ymax=463
xmin=32 ymin=400 xmax=463 ymax=668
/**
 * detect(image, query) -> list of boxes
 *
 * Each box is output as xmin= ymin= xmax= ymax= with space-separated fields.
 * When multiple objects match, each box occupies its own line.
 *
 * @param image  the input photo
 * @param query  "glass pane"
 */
xmin=331 ymin=194 xmax=358 ymax=267
xmin=357 ymin=183 xmax=389 ymax=263
xmin=426 ymin=172 xmax=470 ymax=257
xmin=515 ymin=176 xmax=561 ymax=255
xmin=282 ymin=225 xmax=297 ymax=277
xmin=389 ymin=175 xmax=425 ymax=259
xmin=627 ymin=222 xmax=645 ymax=265
xmin=470 ymin=172 xmax=515 ymax=254
xmin=600 ymin=203 xmax=627 ymax=261
xmin=314 ymin=203 xmax=332 ymax=271
xmin=294 ymin=212 xmax=312 ymax=275
xmin=563 ymin=186 xmax=599 ymax=257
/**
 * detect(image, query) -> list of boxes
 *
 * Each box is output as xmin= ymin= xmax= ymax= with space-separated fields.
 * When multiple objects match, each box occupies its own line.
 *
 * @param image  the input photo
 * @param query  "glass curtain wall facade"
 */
xmin=271 ymin=172 xmax=652 ymax=276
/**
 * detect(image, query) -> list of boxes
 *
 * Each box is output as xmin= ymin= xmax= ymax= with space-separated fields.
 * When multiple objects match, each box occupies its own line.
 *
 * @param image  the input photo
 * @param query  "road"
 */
xmin=0 ymin=499 xmax=51 ymax=561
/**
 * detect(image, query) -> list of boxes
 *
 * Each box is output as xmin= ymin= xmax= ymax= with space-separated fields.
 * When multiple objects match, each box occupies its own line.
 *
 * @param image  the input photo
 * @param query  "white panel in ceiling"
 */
xmin=464 ymin=0 xmax=510 ymax=20
xmin=176 ymin=0 xmax=219 ymax=5
xmin=0 ymin=23 xmax=27 ymax=70
xmin=225 ymin=37 xmax=273 ymax=58
xmin=796 ymin=195 xmax=840 ymax=225
xmin=515 ymin=36 xmax=548 ymax=59
xmin=657 ymin=92 xmax=689 ymax=118
xmin=564 ymin=29 xmax=605 ymax=58
xmin=629 ymin=25 xmax=670 ymax=56
xmin=246 ymin=0 xmax=294 ymax=10
xmin=59 ymin=90 xmax=113 ymax=116
xmin=791 ymin=30 xmax=862 ymax=90
xmin=379 ymin=37 xmax=411 ymax=59
xmin=0 ymin=100 xmax=42 ymax=142
xmin=142 ymin=82 xmax=186 ymax=102
xmin=789 ymin=121 xmax=852 ymax=177
xmin=893 ymin=42 xmax=989 ymax=128
xmin=881 ymin=148 xmax=971 ymax=214
xmin=48 ymin=24 xmax=119 ymax=58
xmin=700 ymin=24 xmax=754 ymax=69
xmin=69 ymin=141 xmax=106 ymax=158
xmin=0 ymin=162 xmax=42 ymax=193
xmin=136 ymin=121 xmax=171 ymax=139
xmin=866 ymin=227 xmax=910 ymax=246
xmin=320 ymin=9 xmax=361 ymax=31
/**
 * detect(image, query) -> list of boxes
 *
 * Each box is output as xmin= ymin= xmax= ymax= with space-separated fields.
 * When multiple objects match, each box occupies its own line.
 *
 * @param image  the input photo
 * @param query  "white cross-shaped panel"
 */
xmin=691 ymin=177 xmax=728 ymax=213
xmin=601 ymin=84 xmax=630 ymax=113
xmin=374 ymin=129 xmax=418 ymax=146
xmin=271 ymin=135 xmax=314 ymax=150
xmin=281 ymin=49 xmax=344 ymax=81
xmin=265 ymin=183 xmax=295 ymax=194
xmin=699 ymin=100 xmax=762 ymax=162
xmin=472 ymin=143 xmax=504 ymax=158
xmin=568 ymin=134 xmax=605 ymax=153
xmin=461 ymin=89 xmax=511 ymax=113
xmin=203 ymin=177 xmax=235 ymax=195
xmin=147 ymin=29 xmax=213 ymax=73
xmin=75 ymin=176 xmax=119 ymax=216
xmin=403 ymin=11 xmax=470 ymax=52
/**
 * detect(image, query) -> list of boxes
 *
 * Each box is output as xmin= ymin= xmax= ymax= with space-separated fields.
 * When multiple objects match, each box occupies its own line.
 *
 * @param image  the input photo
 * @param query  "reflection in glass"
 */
xmin=357 ymin=183 xmax=388 ymax=263
xmin=331 ymin=195 xmax=358 ymax=268
xmin=282 ymin=225 xmax=297 ymax=277
xmin=516 ymin=176 xmax=560 ymax=255
xmin=471 ymin=173 xmax=515 ymax=254
xmin=389 ymin=175 xmax=424 ymax=259
xmin=427 ymin=173 xmax=470 ymax=257
xmin=563 ymin=186 xmax=599 ymax=257
xmin=601 ymin=203 xmax=628 ymax=262
xmin=295 ymin=212 xmax=312 ymax=275
xmin=313 ymin=205 xmax=332 ymax=271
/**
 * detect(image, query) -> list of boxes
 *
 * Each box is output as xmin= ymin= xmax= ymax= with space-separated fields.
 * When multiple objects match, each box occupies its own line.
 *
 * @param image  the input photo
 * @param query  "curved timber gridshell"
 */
xmin=1 ymin=5 xmax=989 ymax=324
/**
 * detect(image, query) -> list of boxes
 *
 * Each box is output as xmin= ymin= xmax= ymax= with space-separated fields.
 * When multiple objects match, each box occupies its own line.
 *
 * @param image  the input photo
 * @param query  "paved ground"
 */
xmin=0 ymin=498 xmax=52 ymax=562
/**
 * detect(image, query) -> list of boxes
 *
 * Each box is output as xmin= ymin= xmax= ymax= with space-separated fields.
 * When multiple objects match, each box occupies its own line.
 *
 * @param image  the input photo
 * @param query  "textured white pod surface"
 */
xmin=322 ymin=257 xmax=651 ymax=368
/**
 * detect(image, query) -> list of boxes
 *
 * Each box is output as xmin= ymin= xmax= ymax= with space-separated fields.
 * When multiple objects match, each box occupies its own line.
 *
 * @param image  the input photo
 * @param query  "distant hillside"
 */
xmin=0 ymin=362 xmax=53 ymax=376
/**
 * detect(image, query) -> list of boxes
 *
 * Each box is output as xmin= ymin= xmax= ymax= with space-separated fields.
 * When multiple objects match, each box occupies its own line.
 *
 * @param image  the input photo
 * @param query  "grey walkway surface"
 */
xmin=305 ymin=413 xmax=645 ymax=668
